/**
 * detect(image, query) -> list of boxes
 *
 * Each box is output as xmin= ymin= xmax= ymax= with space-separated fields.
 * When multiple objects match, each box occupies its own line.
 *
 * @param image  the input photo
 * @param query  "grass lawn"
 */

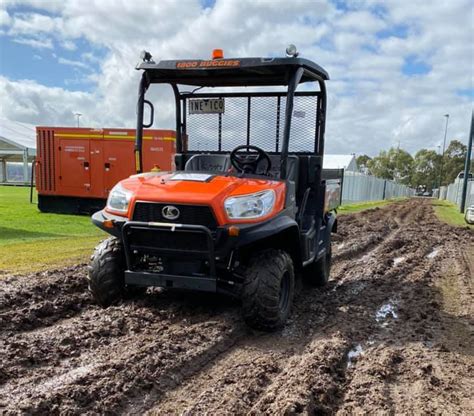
xmin=338 ymin=197 xmax=407 ymax=215
xmin=0 ymin=186 xmax=106 ymax=275
xmin=431 ymin=199 xmax=474 ymax=229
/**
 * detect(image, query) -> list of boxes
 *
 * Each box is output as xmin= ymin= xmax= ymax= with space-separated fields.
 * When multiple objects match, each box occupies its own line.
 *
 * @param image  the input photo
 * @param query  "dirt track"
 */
xmin=1 ymin=199 xmax=473 ymax=415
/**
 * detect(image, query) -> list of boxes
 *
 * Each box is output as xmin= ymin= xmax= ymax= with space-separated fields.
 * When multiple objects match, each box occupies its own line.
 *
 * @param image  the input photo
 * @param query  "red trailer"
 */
xmin=35 ymin=127 xmax=176 ymax=213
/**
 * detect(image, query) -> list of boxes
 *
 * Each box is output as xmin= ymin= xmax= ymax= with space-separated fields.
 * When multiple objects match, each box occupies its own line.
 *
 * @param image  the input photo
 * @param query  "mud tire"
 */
xmin=88 ymin=237 xmax=126 ymax=307
xmin=241 ymin=249 xmax=295 ymax=331
xmin=304 ymin=240 xmax=332 ymax=287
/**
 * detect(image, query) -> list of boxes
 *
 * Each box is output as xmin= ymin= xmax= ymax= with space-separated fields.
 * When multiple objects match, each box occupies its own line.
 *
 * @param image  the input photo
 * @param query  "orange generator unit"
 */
xmin=35 ymin=127 xmax=176 ymax=214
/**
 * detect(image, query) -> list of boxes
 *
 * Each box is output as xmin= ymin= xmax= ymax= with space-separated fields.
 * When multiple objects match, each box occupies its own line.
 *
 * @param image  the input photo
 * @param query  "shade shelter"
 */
xmin=0 ymin=118 xmax=36 ymax=183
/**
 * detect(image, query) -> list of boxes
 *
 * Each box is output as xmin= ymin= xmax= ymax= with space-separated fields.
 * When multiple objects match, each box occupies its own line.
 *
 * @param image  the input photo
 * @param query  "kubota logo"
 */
xmin=162 ymin=205 xmax=180 ymax=220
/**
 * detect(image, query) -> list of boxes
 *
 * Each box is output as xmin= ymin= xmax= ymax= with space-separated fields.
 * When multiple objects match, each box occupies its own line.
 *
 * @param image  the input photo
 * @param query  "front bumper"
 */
xmin=91 ymin=208 xmax=299 ymax=293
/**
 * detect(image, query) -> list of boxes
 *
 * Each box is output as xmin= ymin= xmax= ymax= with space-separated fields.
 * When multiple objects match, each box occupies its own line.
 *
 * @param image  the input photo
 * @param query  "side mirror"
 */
xmin=143 ymin=100 xmax=154 ymax=128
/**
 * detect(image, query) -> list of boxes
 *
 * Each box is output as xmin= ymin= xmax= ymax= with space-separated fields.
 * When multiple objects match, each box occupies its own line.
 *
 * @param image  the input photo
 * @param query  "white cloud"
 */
xmin=12 ymin=36 xmax=53 ymax=49
xmin=60 ymin=39 xmax=76 ymax=51
xmin=58 ymin=57 xmax=90 ymax=70
xmin=0 ymin=0 xmax=472 ymax=156
xmin=0 ymin=9 xmax=11 ymax=26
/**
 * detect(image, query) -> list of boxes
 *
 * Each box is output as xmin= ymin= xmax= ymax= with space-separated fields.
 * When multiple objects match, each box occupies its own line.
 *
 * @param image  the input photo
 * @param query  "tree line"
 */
xmin=356 ymin=139 xmax=470 ymax=191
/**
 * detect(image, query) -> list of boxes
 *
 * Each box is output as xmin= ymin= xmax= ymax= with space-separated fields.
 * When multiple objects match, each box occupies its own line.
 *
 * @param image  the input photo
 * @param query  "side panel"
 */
xmin=35 ymin=127 xmax=176 ymax=201
xmin=103 ymin=140 xmax=135 ymax=194
xmin=89 ymin=140 xmax=105 ymax=198
xmin=35 ymin=128 xmax=56 ymax=194
xmin=58 ymin=138 xmax=91 ymax=195
xmin=142 ymin=132 xmax=176 ymax=172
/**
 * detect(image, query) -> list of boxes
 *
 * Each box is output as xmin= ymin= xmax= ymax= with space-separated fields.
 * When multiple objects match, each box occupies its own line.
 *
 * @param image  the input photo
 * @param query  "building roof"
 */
xmin=323 ymin=154 xmax=357 ymax=171
xmin=0 ymin=118 xmax=37 ymax=160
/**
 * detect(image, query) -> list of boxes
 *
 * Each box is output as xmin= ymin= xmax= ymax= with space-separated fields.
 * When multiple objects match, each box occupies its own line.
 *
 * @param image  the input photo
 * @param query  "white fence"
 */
xmin=341 ymin=172 xmax=414 ymax=204
xmin=439 ymin=180 xmax=474 ymax=208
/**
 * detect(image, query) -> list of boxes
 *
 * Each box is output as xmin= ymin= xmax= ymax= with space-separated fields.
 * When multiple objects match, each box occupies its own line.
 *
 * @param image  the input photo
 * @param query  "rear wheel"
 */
xmin=241 ymin=249 xmax=295 ymax=331
xmin=304 ymin=239 xmax=332 ymax=287
xmin=88 ymin=237 xmax=126 ymax=306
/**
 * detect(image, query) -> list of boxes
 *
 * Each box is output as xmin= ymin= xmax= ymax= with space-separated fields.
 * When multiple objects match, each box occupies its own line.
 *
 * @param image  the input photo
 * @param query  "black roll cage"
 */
xmin=135 ymin=65 xmax=327 ymax=180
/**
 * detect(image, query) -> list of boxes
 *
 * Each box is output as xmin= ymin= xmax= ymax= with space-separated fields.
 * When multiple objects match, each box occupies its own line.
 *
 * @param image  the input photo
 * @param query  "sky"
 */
xmin=0 ymin=0 xmax=472 ymax=156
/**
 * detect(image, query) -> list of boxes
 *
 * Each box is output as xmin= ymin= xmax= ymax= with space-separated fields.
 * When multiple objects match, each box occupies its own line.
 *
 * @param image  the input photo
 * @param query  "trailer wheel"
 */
xmin=241 ymin=249 xmax=295 ymax=331
xmin=88 ymin=237 xmax=126 ymax=307
xmin=304 ymin=240 xmax=332 ymax=287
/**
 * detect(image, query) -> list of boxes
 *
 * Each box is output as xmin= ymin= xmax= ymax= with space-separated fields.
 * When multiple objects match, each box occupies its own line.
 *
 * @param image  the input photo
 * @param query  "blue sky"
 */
xmin=0 ymin=0 xmax=472 ymax=155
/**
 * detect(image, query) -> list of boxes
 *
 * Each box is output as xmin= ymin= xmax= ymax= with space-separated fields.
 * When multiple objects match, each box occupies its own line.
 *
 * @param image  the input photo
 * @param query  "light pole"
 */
xmin=74 ymin=112 xmax=82 ymax=127
xmin=438 ymin=114 xmax=449 ymax=187
xmin=460 ymin=111 xmax=473 ymax=213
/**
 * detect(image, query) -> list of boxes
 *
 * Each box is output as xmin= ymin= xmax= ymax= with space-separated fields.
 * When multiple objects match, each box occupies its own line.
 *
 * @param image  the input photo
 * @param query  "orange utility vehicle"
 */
xmin=35 ymin=127 xmax=176 ymax=213
xmin=88 ymin=47 xmax=340 ymax=330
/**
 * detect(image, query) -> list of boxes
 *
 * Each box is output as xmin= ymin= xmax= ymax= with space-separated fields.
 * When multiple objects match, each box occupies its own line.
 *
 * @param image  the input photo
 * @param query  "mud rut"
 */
xmin=0 ymin=199 xmax=473 ymax=415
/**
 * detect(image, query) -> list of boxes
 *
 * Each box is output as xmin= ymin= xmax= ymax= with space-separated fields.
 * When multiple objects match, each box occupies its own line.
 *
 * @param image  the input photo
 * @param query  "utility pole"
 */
xmin=460 ymin=111 xmax=473 ymax=213
xmin=438 ymin=114 xmax=450 ymax=187
xmin=74 ymin=112 xmax=82 ymax=127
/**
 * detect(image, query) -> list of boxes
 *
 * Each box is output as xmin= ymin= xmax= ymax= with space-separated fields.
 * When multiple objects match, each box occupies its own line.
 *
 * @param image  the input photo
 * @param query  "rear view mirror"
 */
xmin=143 ymin=100 xmax=154 ymax=128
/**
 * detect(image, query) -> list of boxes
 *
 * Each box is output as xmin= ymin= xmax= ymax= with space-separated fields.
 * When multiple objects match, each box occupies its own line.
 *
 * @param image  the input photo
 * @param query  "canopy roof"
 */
xmin=323 ymin=154 xmax=358 ymax=171
xmin=137 ymin=57 xmax=330 ymax=87
xmin=0 ymin=118 xmax=36 ymax=160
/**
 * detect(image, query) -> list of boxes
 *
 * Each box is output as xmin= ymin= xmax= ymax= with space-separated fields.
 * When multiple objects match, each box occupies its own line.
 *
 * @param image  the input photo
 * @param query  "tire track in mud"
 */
xmin=0 ymin=199 xmax=472 ymax=415
xmin=149 ymin=200 xmax=447 ymax=414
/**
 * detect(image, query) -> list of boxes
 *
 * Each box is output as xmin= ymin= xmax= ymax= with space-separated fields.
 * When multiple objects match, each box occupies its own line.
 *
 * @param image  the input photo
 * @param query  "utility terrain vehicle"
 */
xmin=89 ymin=47 xmax=340 ymax=330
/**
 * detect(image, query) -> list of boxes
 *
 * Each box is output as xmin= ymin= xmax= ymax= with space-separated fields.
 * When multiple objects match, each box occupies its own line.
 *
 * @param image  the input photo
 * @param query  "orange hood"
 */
xmin=110 ymin=172 xmax=286 ymax=225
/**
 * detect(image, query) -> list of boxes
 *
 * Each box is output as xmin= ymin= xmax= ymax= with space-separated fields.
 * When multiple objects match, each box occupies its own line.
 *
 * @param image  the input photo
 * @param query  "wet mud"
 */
xmin=0 ymin=199 xmax=473 ymax=414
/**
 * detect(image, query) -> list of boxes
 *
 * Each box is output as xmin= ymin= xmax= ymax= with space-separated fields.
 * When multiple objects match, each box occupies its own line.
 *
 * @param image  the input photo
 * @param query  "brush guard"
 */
xmin=122 ymin=221 xmax=218 ymax=292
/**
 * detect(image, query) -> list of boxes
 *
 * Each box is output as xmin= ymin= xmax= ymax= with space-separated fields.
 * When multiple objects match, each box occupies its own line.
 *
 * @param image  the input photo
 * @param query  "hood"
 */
xmin=117 ymin=171 xmax=286 ymax=225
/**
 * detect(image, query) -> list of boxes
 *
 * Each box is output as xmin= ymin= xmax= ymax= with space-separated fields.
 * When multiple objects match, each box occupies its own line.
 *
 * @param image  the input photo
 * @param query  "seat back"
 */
xmin=263 ymin=155 xmax=299 ymax=185
xmin=185 ymin=154 xmax=230 ymax=172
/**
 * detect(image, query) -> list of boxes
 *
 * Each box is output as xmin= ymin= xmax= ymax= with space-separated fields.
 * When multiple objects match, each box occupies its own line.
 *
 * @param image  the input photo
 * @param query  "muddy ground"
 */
xmin=0 ymin=199 xmax=473 ymax=415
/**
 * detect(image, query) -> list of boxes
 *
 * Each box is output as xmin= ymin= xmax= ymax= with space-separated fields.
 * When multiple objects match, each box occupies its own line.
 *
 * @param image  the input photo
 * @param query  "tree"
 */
xmin=442 ymin=140 xmax=467 ymax=185
xmin=367 ymin=148 xmax=414 ymax=185
xmin=412 ymin=149 xmax=441 ymax=191
xmin=356 ymin=154 xmax=372 ymax=173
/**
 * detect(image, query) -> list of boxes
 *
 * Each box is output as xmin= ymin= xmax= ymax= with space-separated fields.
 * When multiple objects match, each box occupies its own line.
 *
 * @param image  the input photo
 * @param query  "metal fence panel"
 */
xmin=341 ymin=172 xmax=414 ymax=204
xmin=442 ymin=181 xmax=474 ymax=208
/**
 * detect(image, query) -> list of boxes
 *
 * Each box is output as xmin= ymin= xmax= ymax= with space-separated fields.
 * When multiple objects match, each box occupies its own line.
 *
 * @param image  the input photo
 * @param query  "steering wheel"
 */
xmin=230 ymin=145 xmax=272 ymax=175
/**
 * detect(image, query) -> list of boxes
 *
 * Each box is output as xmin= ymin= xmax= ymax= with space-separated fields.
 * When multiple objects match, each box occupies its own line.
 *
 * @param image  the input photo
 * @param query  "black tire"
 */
xmin=304 ymin=240 xmax=332 ymax=287
xmin=241 ymin=249 xmax=295 ymax=331
xmin=88 ymin=237 xmax=126 ymax=307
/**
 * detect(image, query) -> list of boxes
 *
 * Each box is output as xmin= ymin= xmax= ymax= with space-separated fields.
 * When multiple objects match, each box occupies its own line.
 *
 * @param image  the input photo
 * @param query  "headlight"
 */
xmin=224 ymin=190 xmax=275 ymax=219
xmin=106 ymin=183 xmax=132 ymax=213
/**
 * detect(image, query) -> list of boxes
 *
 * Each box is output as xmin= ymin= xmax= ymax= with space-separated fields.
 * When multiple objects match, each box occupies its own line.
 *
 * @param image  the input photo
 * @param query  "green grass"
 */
xmin=338 ymin=197 xmax=407 ymax=215
xmin=0 ymin=186 xmax=105 ymax=275
xmin=432 ymin=199 xmax=474 ymax=229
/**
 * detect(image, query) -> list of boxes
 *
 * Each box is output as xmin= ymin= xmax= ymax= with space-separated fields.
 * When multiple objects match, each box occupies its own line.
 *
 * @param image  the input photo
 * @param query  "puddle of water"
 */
xmin=393 ymin=256 xmax=405 ymax=266
xmin=347 ymin=344 xmax=363 ymax=367
xmin=375 ymin=303 xmax=398 ymax=323
xmin=38 ymin=364 xmax=95 ymax=393
xmin=360 ymin=253 xmax=372 ymax=262
xmin=427 ymin=249 xmax=440 ymax=259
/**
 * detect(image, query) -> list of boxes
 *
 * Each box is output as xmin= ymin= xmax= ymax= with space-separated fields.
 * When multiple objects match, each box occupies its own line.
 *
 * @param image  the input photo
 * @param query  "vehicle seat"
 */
xmin=262 ymin=155 xmax=299 ymax=185
xmin=185 ymin=154 xmax=230 ymax=172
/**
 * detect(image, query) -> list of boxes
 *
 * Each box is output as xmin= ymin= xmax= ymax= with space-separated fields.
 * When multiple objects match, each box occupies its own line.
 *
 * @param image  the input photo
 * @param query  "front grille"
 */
xmin=128 ymin=228 xmax=209 ymax=253
xmin=132 ymin=202 xmax=218 ymax=230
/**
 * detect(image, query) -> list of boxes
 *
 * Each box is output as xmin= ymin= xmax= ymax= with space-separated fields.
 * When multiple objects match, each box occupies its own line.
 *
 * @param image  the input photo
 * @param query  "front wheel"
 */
xmin=241 ymin=249 xmax=295 ymax=331
xmin=88 ymin=237 xmax=126 ymax=306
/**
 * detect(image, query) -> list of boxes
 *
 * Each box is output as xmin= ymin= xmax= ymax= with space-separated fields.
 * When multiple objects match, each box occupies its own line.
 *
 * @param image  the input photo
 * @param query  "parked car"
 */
xmin=465 ymin=205 xmax=474 ymax=224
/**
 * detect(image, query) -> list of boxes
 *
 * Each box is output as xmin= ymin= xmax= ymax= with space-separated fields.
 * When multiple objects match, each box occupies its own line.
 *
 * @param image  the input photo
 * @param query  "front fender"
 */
xmin=235 ymin=212 xmax=299 ymax=248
